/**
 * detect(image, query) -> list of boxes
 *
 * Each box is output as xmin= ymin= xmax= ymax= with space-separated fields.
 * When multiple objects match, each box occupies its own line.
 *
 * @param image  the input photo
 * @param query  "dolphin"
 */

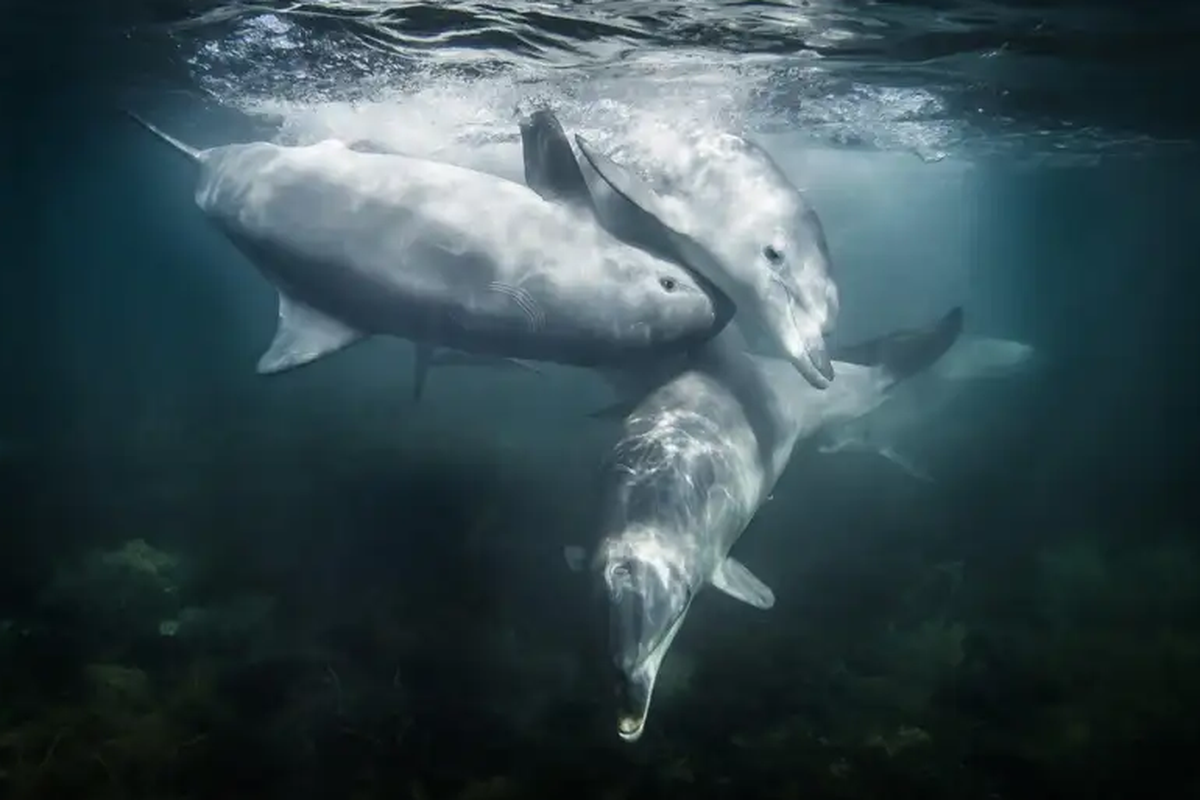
xmin=122 ymin=111 xmax=735 ymax=376
xmin=559 ymin=118 xmax=840 ymax=391
xmin=817 ymin=335 xmax=1039 ymax=481
xmin=564 ymin=308 xmax=963 ymax=742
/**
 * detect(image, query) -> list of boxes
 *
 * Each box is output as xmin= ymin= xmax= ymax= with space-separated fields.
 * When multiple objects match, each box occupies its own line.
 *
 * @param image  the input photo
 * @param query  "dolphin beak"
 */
xmin=615 ymin=666 xmax=654 ymax=742
xmin=779 ymin=334 xmax=834 ymax=389
xmin=606 ymin=560 xmax=679 ymax=743
xmin=778 ymin=294 xmax=835 ymax=389
xmin=804 ymin=338 xmax=836 ymax=386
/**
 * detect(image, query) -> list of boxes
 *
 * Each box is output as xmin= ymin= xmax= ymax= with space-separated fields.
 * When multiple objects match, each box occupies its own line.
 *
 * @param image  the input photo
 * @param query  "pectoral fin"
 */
xmin=257 ymin=293 xmax=364 ymax=374
xmin=586 ymin=398 xmax=640 ymax=421
xmin=429 ymin=350 xmax=543 ymax=375
xmin=574 ymin=135 xmax=736 ymax=323
xmin=712 ymin=557 xmax=775 ymax=610
xmin=412 ymin=346 xmax=544 ymax=402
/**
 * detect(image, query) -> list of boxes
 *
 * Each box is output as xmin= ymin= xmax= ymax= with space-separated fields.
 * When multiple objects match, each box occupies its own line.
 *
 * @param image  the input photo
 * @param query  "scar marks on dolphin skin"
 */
xmin=485 ymin=281 xmax=546 ymax=333
xmin=445 ymin=282 xmax=546 ymax=335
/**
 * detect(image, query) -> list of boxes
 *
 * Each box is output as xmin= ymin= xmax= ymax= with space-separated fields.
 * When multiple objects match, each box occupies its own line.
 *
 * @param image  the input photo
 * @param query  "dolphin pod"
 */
xmin=123 ymin=111 xmax=735 ymax=377
xmin=122 ymin=105 xmax=990 ymax=745
xmin=515 ymin=108 xmax=968 ymax=741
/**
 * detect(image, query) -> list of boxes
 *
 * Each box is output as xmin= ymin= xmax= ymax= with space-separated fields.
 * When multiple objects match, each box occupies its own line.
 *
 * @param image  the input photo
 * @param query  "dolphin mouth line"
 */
xmin=799 ymin=346 xmax=834 ymax=389
xmin=782 ymin=290 xmax=833 ymax=389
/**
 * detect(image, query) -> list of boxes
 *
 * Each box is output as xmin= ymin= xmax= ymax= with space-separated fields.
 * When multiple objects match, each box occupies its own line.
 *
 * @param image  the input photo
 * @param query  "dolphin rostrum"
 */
xmin=122 ymin=111 xmax=735 ymax=376
xmin=565 ymin=308 xmax=963 ymax=742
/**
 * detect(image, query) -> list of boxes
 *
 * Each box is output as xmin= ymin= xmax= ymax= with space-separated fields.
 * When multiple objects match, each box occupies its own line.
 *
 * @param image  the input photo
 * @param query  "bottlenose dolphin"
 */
xmin=564 ymin=120 xmax=840 ymax=391
xmin=818 ymin=335 xmax=1038 ymax=481
xmin=565 ymin=308 xmax=963 ymax=742
xmin=123 ymin=111 xmax=735 ymax=375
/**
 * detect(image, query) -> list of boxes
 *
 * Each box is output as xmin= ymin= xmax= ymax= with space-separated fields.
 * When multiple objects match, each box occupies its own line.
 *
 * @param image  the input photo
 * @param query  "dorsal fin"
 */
xmin=519 ymin=109 xmax=594 ymax=211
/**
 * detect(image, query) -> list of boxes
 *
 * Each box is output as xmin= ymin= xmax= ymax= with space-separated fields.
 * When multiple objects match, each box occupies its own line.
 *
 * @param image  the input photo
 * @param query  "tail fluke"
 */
xmin=833 ymin=307 xmax=964 ymax=386
xmin=122 ymin=109 xmax=202 ymax=163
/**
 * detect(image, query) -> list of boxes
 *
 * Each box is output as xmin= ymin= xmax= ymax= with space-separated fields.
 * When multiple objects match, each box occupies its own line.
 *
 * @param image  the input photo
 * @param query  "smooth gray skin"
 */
xmin=124 ymin=112 xmax=734 ymax=374
xmin=571 ymin=127 xmax=840 ymax=391
xmin=816 ymin=336 xmax=1038 ymax=482
xmin=566 ymin=308 xmax=963 ymax=742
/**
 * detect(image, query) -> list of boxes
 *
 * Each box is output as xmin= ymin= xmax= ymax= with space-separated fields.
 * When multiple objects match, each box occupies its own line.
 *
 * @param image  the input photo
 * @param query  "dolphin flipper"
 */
xmin=257 ymin=293 xmax=365 ymax=374
xmin=712 ymin=557 xmax=775 ymax=610
xmin=586 ymin=397 xmax=640 ymax=421
xmin=412 ymin=346 xmax=544 ymax=402
xmin=835 ymin=307 xmax=965 ymax=386
xmin=519 ymin=109 xmax=594 ymax=211
xmin=574 ymin=135 xmax=737 ymax=322
xmin=428 ymin=350 xmax=543 ymax=375
xmin=575 ymin=135 xmax=695 ymax=262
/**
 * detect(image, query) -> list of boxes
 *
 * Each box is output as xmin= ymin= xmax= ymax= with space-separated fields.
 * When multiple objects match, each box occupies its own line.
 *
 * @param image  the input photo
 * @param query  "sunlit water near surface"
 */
xmin=5 ymin=2 xmax=1200 ymax=799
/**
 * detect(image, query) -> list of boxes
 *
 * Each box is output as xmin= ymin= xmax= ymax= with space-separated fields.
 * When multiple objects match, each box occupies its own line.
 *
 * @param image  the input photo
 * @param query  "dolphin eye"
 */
xmin=762 ymin=245 xmax=783 ymax=264
xmin=659 ymin=277 xmax=678 ymax=292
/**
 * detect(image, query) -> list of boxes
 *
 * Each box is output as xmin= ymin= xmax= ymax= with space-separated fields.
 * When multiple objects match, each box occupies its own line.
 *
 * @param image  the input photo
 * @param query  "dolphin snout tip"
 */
xmin=617 ymin=714 xmax=647 ymax=742
xmin=787 ymin=339 xmax=834 ymax=389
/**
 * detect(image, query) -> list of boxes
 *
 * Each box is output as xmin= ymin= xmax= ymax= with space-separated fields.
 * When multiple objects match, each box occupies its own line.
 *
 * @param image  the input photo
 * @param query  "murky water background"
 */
xmin=4 ymin=2 xmax=1200 ymax=798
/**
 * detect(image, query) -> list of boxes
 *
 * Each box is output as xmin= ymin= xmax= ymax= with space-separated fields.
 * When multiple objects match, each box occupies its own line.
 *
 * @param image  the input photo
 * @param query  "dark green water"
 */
xmin=4 ymin=2 xmax=1200 ymax=798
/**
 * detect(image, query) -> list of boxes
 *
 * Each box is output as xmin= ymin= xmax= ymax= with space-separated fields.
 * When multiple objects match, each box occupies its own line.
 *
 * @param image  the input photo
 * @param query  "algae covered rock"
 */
xmin=39 ymin=538 xmax=188 ymax=634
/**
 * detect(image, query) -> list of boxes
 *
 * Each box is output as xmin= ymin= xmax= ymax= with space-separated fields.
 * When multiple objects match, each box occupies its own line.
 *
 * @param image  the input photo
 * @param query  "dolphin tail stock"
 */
xmin=121 ymin=109 xmax=203 ymax=164
xmin=833 ymin=307 xmax=964 ymax=388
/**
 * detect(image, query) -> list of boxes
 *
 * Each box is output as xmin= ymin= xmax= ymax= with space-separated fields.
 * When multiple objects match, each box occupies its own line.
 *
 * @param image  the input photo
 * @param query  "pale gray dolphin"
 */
xmin=568 ymin=124 xmax=840 ymax=391
xmin=565 ymin=308 xmax=963 ymax=742
xmin=123 ymin=111 xmax=735 ymax=375
xmin=817 ymin=335 xmax=1038 ymax=482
